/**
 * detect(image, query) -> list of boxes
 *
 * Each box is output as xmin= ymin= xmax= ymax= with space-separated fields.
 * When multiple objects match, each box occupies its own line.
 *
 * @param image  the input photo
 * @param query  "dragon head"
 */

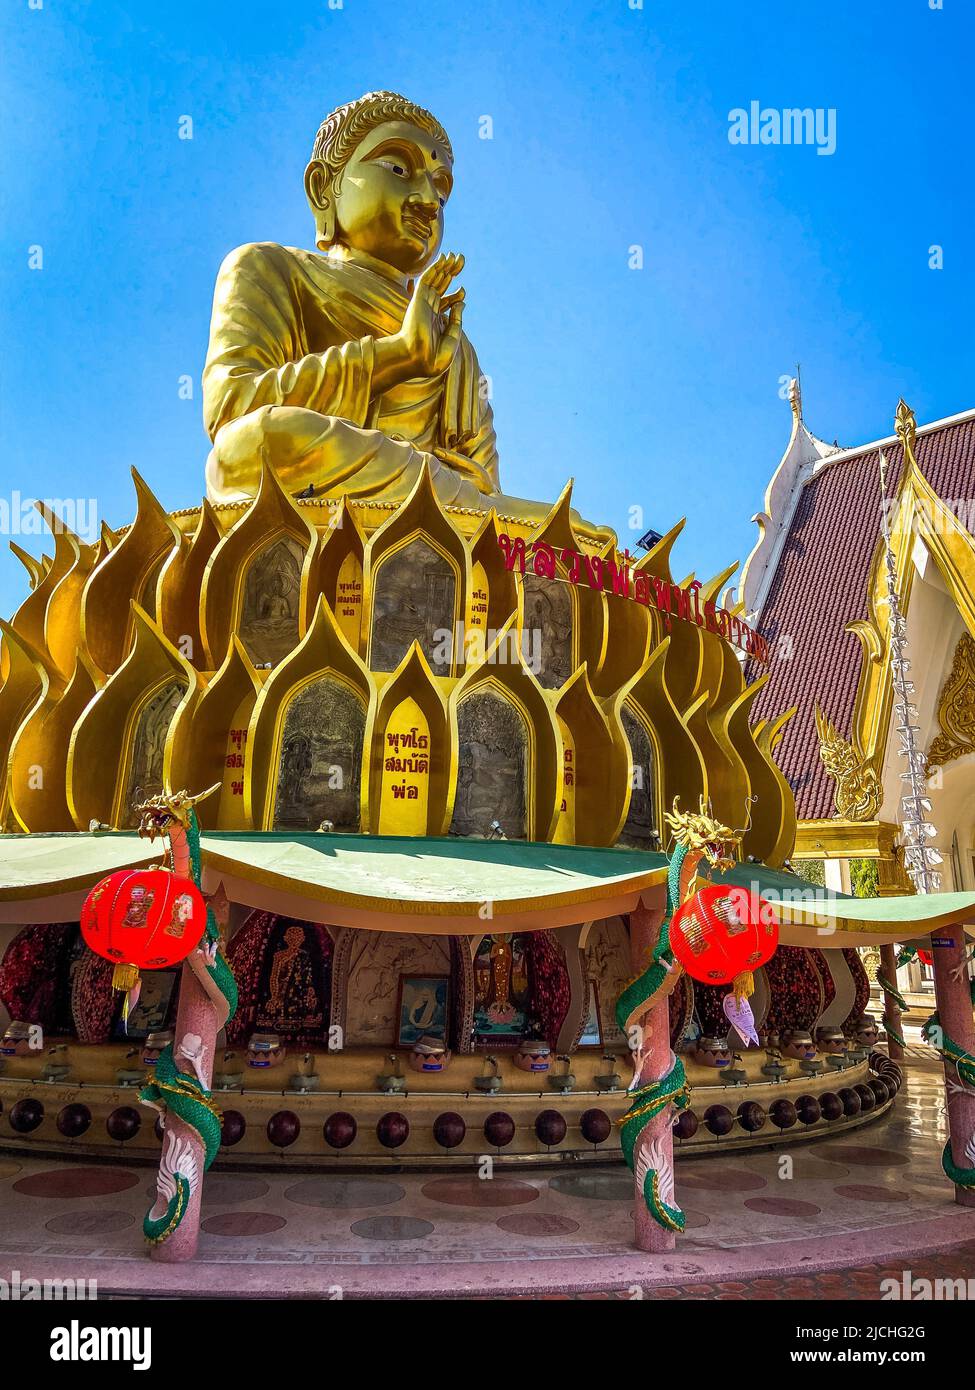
xmin=664 ymin=797 xmax=741 ymax=873
xmin=135 ymin=785 xmax=220 ymax=841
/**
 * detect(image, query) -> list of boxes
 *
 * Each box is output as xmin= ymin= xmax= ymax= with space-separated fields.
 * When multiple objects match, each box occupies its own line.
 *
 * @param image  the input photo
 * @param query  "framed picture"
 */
xmin=578 ymin=979 xmax=602 ymax=1047
xmin=396 ymin=974 xmax=450 ymax=1048
xmin=113 ymin=969 xmax=179 ymax=1040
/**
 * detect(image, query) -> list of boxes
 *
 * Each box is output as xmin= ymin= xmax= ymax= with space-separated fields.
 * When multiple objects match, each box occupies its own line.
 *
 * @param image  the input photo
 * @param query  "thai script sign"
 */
xmin=498 ymin=534 xmax=769 ymax=665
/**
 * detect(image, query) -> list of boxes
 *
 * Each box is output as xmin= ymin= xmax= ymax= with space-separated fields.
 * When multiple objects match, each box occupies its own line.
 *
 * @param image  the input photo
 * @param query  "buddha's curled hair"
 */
xmin=310 ymin=90 xmax=453 ymax=185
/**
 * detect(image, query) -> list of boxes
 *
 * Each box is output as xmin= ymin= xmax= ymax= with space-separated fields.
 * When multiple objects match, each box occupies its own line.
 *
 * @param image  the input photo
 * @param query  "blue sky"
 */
xmin=1 ymin=0 xmax=971 ymax=614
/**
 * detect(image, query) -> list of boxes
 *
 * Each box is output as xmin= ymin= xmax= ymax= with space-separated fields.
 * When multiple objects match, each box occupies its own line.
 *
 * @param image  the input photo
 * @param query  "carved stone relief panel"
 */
xmin=345 ymin=932 xmax=451 ymax=1046
xmin=521 ymin=572 xmax=573 ymax=689
xmin=450 ymin=688 xmax=528 ymax=839
xmin=272 ymin=676 xmax=365 ymax=831
xmin=122 ymin=679 xmax=185 ymax=825
xmin=370 ymin=538 xmax=455 ymax=673
xmin=584 ymin=916 xmax=631 ymax=1047
xmin=618 ymin=707 xmax=658 ymax=848
xmin=240 ymin=535 xmax=304 ymax=667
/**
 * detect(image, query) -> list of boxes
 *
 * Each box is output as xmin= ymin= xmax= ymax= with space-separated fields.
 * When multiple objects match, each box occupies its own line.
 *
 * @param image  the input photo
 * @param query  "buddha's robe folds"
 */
xmin=203 ymin=242 xmax=503 ymax=509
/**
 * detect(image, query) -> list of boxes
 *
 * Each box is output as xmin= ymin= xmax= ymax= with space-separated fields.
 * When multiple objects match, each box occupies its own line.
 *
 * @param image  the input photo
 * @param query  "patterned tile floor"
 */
xmin=1 ymin=1054 xmax=973 ymax=1297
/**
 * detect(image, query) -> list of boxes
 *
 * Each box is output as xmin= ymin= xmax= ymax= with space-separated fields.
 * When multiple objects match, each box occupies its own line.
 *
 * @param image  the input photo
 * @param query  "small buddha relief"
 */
xmin=240 ymin=535 xmax=303 ymax=667
xmin=272 ymin=675 xmax=365 ymax=830
xmin=123 ymin=681 xmax=185 ymax=826
xmin=369 ymin=538 xmax=456 ymax=673
xmin=618 ymin=708 xmax=658 ymax=849
xmin=522 ymin=573 xmax=573 ymax=690
xmin=450 ymin=689 xmax=527 ymax=839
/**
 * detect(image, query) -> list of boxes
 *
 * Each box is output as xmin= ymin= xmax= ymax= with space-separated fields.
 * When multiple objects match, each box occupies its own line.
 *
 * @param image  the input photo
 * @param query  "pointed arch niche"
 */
xmin=200 ymin=463 xmax=317 ymax=671
xmin=67 ymin=606 xmax=202 ymax=829
xmin=363 ymin=466 xmax=468 ymax=677
xmin=448 ymin=622 xmax=561 ymax=841
xmin=246 ymin=599 xmax=373 ymax=832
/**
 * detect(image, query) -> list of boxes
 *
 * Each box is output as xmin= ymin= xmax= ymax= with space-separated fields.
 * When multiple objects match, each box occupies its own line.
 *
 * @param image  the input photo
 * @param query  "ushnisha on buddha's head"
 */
xmin=304 ymin=91 xmax=454 ymax=277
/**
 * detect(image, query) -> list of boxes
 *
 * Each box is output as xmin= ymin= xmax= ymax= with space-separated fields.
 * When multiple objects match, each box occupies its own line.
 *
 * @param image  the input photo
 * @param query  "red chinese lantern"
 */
xmin=669 ymin=884 xmax=778 ymax=999
xmin=80 ymin=868 xmax=207 ymax=1005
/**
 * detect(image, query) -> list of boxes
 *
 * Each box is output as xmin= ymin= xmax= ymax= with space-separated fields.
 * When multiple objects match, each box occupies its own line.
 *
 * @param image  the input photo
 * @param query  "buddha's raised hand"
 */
xmin=397 ymin=252 xmax=466 ymax=376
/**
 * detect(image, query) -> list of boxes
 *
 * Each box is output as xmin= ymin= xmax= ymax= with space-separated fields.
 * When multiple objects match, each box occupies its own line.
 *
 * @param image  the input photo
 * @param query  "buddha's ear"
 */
xmin=304 ymin=159 xmax=335 ymax=247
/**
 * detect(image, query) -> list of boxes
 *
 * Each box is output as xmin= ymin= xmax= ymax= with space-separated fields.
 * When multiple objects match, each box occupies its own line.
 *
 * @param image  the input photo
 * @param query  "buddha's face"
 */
xmin=315 ymin=120 xmax=453 ymax=275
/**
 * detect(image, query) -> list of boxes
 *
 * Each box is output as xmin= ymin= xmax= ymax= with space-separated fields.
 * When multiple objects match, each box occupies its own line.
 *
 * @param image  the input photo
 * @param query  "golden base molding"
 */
xmin=794 ymin=819 xmax=900 ymax=860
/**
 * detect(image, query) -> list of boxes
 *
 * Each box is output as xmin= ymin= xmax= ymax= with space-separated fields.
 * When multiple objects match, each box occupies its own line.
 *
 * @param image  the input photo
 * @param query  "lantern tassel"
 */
xmin=732 ymin=969 xmax=755 ymax=1004
xmin=111 ymin=963 xmax=140 ymax=994
xmin=111 ymin=964 xmax=141 ymax=1032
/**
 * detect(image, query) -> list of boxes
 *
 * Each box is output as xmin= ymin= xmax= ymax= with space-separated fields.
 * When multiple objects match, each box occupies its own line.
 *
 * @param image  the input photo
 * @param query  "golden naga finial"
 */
xmin=814 ymin=705 xmax=882 ymax=821
xmin=664 ymin=796 xmax=741 ymax=872
xmin=136 ymin=785 xmax=221 ymax=840
xmin=788 ymin=375 xmax=802 ymax=422
xmin=894 ymin=399 xmax=917 ymax=458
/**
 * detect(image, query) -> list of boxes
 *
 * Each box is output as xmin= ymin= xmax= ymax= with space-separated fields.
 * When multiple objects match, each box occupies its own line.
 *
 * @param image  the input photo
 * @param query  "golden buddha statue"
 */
xmin=203 ymin=90 xmax=610 ymax=541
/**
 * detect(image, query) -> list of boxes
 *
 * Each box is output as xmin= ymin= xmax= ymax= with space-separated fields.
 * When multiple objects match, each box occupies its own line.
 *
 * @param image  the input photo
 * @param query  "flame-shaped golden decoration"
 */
xmin=0 ymin=465 xmax=796 ymax=860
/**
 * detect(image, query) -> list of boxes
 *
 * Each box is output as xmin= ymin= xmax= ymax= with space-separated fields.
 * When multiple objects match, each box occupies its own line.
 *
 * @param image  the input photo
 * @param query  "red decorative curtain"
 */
xmin=692 ymin=980 xmax=729 ymax=1038
xmin=762 ymin=945 xmax=826 ymax=1033
xmin=669 ymin=975 xmax=694 ymax=1046
xmin=448 ymin=937 xmax=470 ymax=1051
xmin=70 ymin=947 xmax=117 ymax=1042
xmin=809 ymin=949 xmax=837 ymax=1022
xmin=225 ymin=911 xmax=275 ymax=1043
xmin=0 ymin=925 xmax=77 ymax=1032
xmin=842 ymin=948 xmax=871 ymax=1033
xmin=524 ymin=931 xmax=571 ymax=1048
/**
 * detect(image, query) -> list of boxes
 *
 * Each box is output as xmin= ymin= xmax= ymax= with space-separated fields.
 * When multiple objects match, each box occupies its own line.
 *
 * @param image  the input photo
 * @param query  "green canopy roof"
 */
xmin=1 ymin=831 xmax=973 ymax=943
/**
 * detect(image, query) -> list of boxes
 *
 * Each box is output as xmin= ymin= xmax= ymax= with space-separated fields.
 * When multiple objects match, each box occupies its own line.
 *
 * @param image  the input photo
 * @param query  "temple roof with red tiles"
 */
xmin=748 ymin=407 xmax=975 ymax=820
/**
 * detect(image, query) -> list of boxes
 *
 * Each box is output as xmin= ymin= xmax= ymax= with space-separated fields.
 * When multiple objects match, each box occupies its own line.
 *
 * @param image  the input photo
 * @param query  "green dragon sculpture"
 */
xmin=135 ymin=787 xmax=239 ymax=1245
xmin=616 ymin=799 xmax=740 ymax=1232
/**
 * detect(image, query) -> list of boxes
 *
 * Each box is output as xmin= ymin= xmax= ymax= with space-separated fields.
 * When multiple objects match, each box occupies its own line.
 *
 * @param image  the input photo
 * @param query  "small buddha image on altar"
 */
xmin=473 ymin=934 xmax=531 ymax=1041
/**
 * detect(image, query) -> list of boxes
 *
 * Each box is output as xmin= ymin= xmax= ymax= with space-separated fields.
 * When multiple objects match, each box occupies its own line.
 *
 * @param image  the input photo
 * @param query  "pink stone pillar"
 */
xmin=629 ymin=900 xmax=676 ymax=1254
xmin=930 ymin=926 xmax=975 ymax=1209
xmin=150 ymin=958 xmax=219 ymax=1262
xmin=879 ymin=942 xmax=905 ymax=1062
